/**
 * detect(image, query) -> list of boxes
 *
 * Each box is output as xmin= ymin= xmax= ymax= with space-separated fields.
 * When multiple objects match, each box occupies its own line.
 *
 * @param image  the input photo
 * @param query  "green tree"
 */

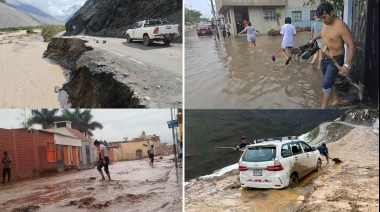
xmin=275 ymin=9 xmax=282 ymax=27
xmin=303 ymin=0 xmax=344 ymax=12
xmin=61 ymin=109 xmax=103 ymax=137
xmin=28 ymin=109 xmax=61 ymax=129
xmin=185 ymin=7 xmax=202 ymax=24
xmin=41 ymin=25 xmax=65 ymax=42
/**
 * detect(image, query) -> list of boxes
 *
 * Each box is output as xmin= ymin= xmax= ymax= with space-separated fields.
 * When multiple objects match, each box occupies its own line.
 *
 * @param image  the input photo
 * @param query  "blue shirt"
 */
xmin=317 ymin=145 xmax=328 ymax=154
xmin=238 ymin=142 xmax=251 ymax=149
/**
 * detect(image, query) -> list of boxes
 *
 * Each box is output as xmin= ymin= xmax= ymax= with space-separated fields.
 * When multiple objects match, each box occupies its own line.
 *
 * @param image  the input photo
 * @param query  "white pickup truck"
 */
xmin=126 ymin=19 xmax=180 ymax=46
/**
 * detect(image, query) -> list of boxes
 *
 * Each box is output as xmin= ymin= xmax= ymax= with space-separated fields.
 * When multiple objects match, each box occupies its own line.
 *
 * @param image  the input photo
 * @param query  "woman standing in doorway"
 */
xmin=238 ymin=22 xmax=260 ymax=50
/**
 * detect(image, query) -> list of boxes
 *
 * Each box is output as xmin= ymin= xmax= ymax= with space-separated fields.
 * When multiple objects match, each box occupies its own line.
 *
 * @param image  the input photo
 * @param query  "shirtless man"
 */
xmin=310 ymin=2 xmax=355 ymax=109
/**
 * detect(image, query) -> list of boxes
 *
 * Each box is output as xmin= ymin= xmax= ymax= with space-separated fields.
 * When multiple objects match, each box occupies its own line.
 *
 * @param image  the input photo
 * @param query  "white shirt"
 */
xmin=100 ymin=144 xmax=108 ymax=157
xmin=280 ymin=24 xmax=296 ymax=47
xmin=149 ymin=147 xmax=154 ymax=155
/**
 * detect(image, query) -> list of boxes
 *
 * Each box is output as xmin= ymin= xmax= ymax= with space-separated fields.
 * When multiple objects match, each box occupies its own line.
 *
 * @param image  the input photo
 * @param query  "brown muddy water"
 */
xmin=0 ymin=155 xmax=182 ymax=212
xmin=185 ymin=161 xmax=341 ymax=212
xmin=185 ymin=30 xmax=368 ymax=109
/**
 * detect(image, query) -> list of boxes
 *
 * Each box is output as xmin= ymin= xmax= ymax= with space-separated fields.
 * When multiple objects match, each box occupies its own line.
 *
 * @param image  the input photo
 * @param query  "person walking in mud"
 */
xmin=1 ymin=151 xmax=12 ymax=184
xmin=94 ymin=140 xmax=111 ymax=181
xmin=310 ymin=2 xmax=355 ymax=109
xmin=317 ymin=143 xmax=330 ymax=164
xmin=149 ymin=145 xmax=155 ymax=166
xmin=280 ymin=17 xmax=296 ymax=64
xmin=238 ymin=22 xmax=260 ymax=51
xmin=310 ymin=16 xmax=323 ymax=69
xmin=225 ymin=23 xmax=231 ymax=40
xmin=233 ymin=136 xmax=252 ymax=151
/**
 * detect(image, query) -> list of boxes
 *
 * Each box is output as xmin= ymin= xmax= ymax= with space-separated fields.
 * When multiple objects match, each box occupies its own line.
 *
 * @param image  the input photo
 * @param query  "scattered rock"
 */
xmin=122 ymin=73 xmax=129 ymax=78
xmin=89 ymin=177 xmax=96 ymax=180
xmin=157 ymin=86 xmax=161 ymax=89
xmin=86 ymin=187 xmax=95 ymax=190
xmin=144 ymin=96 xmax=150 ymax=101
xmin=143 ymin=87 xmax=149 ymax=90
xmin=55 ymin=86 xmax=61 ymax=93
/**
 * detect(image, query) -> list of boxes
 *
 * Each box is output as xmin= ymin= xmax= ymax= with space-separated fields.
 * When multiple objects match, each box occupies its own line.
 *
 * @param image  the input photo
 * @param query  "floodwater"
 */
xmin=185 ymin=161 xmax=338 ymax=212
xmin=0 ymin=155 xmax=182 ymax=212
xmin=185 ymin=29 xmax=368 ymax=109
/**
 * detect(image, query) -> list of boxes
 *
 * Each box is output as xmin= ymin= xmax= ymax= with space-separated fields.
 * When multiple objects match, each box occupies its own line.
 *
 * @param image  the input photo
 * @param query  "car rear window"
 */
xmin=242 ymin=147 xmax=276 ymax=162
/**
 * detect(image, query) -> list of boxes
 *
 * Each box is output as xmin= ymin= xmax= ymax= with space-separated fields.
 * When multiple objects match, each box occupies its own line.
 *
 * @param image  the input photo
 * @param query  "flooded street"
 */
xmin=0 ymin=30 xmax=68 ymax=108
xmin=0 ymin=155 xmax=182 ymax=212
xmin=185 ymin=29 xmax=367 ymax=109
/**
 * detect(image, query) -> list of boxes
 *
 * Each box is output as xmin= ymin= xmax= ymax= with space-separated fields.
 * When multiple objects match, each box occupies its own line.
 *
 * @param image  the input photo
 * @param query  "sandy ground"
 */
xmin=0 ymin=155 xmax=182 ymax=212
xmin=0 ymin=30 xmax=67 ymax=108
xmin=185 ymin=124 xmax=379 ymax=212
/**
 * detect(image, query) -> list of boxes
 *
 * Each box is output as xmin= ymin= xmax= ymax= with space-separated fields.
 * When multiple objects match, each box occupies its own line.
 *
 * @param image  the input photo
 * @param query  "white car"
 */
xmin=126 ymin=19 xmax=180 ymax=46
xmin=239 ymin=136 xmax=322 ymax=189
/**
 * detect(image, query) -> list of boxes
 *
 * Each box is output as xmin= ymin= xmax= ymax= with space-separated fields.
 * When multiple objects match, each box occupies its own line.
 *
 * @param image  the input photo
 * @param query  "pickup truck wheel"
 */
xmin=126 ymin=34 xmax=133 ymax=43
xmin=143 ymin=35 xmax=152 ymax=46
xmin=289 ymin=173 xmax=298 ymax=188
xmin=163 ymin=39 xmax=171 ymax=45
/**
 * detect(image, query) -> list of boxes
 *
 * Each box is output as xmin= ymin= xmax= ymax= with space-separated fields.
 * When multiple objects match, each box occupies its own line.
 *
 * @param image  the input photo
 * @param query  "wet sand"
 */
xmin=0 ymin=30 xmax=67 ymax=108
xmin=0 ymin=155 xmax=182 ymax=212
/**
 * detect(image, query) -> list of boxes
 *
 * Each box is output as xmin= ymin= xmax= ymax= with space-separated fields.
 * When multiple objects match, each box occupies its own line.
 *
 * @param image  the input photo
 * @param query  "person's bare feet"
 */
xmin=99 ymin=178 xmax=105 ymax=181
xmin=331 ymin=98 xmax=340 ymax=106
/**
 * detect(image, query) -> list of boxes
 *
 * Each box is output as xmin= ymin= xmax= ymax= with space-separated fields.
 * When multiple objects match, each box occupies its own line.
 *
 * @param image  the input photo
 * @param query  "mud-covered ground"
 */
xmin=0 ymin=155 xmax=182 ymax=212
xmin=185 ymin=124 xmax=378 ymax=212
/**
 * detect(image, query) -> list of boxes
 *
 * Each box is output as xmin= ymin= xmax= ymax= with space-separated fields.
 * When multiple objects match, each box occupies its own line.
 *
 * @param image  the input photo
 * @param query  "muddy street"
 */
xmin=185 ymin=123 xmax=379 ymax=212
xmin=0 ymin=30 xmax=68 ymax=108
xmin=185 ymin=29 xmax=369 ymax=109
xmin=0 ymin=155 xmax=182 ymax=212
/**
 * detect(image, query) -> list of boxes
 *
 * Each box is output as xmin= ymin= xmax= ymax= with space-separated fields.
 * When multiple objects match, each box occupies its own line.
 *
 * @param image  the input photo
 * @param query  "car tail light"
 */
xmin=239 ymin=165 xmax=248 ymax=171
xmin=178 ymin=25 xmax=181 ymax=32
xmin=153 ymin=27 xmax=159 ymax=34
xmin=275 ymin=184 xmax=282 ymax=187
xmin=267 ymin=158 xmax=284 ymax=171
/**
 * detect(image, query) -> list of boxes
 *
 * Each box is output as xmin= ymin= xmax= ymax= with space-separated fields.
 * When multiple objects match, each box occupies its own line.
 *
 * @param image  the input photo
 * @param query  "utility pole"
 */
xmin=170 ymin=108 xmax=179 ymax=182
xmin=210 ymin=0 xmax=223 ymax=41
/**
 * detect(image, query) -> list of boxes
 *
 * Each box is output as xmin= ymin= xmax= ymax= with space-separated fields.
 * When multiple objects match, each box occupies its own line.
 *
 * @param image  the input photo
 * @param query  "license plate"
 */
xmin=253 ymin=170 xmax=262 ymax=176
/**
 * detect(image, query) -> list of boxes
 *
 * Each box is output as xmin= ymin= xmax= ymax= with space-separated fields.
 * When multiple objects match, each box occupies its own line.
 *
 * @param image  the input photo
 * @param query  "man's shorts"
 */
xmin=320 ymin=55 xmax=344 ymax=93
xmin=321 ymin=152 xmax=328 ymax=157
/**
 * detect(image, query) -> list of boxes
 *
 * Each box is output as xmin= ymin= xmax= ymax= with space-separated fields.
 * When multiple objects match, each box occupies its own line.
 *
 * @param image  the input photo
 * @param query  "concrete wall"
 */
xmin=0 ymin=129 xmax=57 ymax=182
xmin=112 ymin=148 xmax=122 ymax=161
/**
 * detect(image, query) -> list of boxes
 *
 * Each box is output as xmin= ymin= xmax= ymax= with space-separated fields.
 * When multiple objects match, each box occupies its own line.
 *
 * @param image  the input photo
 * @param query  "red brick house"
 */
xmin=0 ymin=128 xmax=57 ymax=182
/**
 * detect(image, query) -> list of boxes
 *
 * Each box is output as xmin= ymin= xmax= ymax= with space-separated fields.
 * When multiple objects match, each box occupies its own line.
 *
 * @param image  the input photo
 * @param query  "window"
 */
xmin=263 ymin=7 xmax=276 ymax=21
xmin=292 ymin=11 xmax=302 ymax=22
xmin=242 ymin=147 xmax=276 ymax=162
xmin=310 ymin=10 xmax=317 ymax=20
xmin=281 ymin=144 xmax=292 ymax=158
xmin=290 ymin=142 xmax=302 ymax=155
xmin=300 ymin=142 xmax=313 ymax=152
xmin=47 ymin=142 xmax=55 ymax=162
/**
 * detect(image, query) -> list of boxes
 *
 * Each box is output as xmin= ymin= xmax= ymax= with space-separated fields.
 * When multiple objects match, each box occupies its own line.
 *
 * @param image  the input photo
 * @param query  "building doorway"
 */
xmin=234 ymin=6 xmax=249 ymax=33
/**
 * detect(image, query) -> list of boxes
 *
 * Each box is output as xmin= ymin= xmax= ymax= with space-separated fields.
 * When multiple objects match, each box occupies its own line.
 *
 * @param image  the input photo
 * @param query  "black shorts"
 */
xmin=97 ymin=156 xmax=110 ymax=173
xmin=321 ymin=152 xmax=328 ymax=157
xmin=149 ymin=154 xmax=154 ymax=159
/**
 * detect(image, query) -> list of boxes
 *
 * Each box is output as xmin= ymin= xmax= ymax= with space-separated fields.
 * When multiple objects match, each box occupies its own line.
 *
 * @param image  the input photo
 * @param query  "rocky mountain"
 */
xmin=0 ymin=2 xmax=40 ymax=28
xmin=0 ymin=2 xmax=63 ymax=28
xmin=65 ymin=0 xmax=182 ymax=38
xmin=64 ymin=5 xmax=82 ymax=22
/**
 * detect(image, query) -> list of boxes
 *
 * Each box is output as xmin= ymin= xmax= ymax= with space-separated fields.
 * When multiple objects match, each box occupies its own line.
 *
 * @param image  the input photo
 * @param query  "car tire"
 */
xmin=143 ymin=35 xmax=152 ymax=46
xmin=126 ymin=34 xmax=133 ymax=43
xmin=314 ymin=159 xmax=322 ymax=172
xmin=289 ymin=173 xmax=298 ymax=188
xmin=164 ymin=39 xmax=171 ymax=45
xmin=197 ymin=33 xmax=200 ymax=36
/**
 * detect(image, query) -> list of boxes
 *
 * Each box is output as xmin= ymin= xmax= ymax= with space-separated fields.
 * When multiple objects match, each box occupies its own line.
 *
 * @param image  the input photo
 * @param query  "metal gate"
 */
xmin=351 ymin=0 xmax=379 ymax=106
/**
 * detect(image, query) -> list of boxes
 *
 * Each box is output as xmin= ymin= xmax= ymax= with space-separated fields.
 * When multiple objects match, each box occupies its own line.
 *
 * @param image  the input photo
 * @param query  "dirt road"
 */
xmin=0 ymin=155 xmax=182 ymax=212
xmin=0 ymin=30 xmax=67 ymax=108
xmin=185 ymin=124 xmax=378 ymax=212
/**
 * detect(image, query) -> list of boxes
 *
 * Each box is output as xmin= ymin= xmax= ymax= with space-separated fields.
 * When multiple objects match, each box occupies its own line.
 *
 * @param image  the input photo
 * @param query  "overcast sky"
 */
xmin=185 ymin=0 xmax=212 ymax=18
xmin=0 ymin=109 xmax=179 ymax=144
xmin=6 ymin=0 xmax=86 ymax=19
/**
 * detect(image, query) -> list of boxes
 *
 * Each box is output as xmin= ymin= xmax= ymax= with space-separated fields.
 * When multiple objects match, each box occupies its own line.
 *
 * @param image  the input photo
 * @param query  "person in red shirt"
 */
xmin=243 ymin=18 xmax=248 ymax=29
